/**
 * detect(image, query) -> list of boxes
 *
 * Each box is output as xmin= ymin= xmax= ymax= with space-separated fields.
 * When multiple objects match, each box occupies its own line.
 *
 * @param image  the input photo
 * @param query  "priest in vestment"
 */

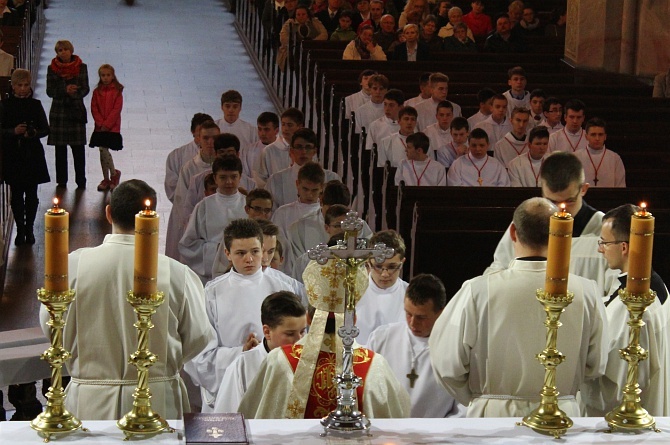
xmin=39 ymin=180 xmax=215 ymax=420
xmin=430 ymin=197 xmax=608 ymax=417
xmin=238 ymin=257 xmax=410 ymax=419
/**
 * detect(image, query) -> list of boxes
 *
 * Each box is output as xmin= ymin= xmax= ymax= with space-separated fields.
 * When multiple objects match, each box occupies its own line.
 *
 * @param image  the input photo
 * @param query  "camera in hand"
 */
xmin=25 ymin=121 xmax=37 ymax=137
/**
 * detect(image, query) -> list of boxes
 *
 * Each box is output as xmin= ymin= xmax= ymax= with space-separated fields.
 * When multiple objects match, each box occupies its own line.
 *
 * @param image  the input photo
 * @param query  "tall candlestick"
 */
xmin=44 ymin=198 xmax=69 ymax=292
xmin=134 ymin=200 xmax=159 ymax=296
xmin=545 ymin=204 xmax=573 ymax=295
xmin=627 ymin=203 xmax=654 ymax=294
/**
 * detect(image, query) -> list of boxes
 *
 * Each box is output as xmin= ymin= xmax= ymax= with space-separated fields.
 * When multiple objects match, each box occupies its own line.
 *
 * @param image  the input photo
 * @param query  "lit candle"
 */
xmin=545 ymin=203 xmax=573 ymax=294
xmin=44 ymin=198 xmax=69 ymax=292
xmin=627 ymin=202 xmax=654 ymax=294
xmin=134 ymin=200 xmax=159 ymax=296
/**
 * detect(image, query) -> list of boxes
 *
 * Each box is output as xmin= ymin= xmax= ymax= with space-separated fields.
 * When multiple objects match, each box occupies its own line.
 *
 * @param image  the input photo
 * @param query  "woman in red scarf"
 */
xmin=46 ymin=40 xmax=90 ymax=188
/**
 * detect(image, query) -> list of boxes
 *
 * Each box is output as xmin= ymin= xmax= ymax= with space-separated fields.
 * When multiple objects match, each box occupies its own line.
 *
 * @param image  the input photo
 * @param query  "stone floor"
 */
xmin=1 ymin=0 xmax=275 ymax=413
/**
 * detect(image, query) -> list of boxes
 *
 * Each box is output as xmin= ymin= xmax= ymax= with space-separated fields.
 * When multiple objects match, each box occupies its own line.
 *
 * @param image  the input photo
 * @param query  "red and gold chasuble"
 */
xmin=282 ymin=344 xmax=374 ymax=419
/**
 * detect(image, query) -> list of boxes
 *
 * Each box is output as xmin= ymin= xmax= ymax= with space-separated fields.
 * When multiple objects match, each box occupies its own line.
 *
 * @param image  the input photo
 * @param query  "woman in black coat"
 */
xmin=1 ymin=69 xmax=50 ymax=245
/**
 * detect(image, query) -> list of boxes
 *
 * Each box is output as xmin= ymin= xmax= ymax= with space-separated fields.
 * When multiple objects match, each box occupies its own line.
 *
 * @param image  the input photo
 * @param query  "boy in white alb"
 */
xmin=415 ymin=72 xmax=462 ymax=131
xmin=395 ymin=132 xmax=446 ymax=186
xmin=355 ymin=74 xmax=388 ymax=133
xmin=378 ymin=106 xmax=417 ymax=167
xmin=254 ymin=108 xmax=304 ymax=188
xmin=447 ymin=128 xmax=510 ymax=186
xmin=356 ymin=230 xmax=408 ymax=344
xmin=474 ymin=94 xmax=512 ymax=148
xmin=548 ymin=99 xmax=588 ymax=153
xmin=240 ymin=112 xmax=280 ymax=188
xmin=467 ymin=88 xmax=495 ymax=130
xmin=368 ymin=274 xmax=459 ymax=417
xmin=528 ymin=89 xmax=546 ymax=127
xmin=214 ymin=291 xmax=307 ymax=413
xmin=179 ymin=156 xmax=248 ymax=284
xmin=365 ymin=89 xmax=403 ymax=151
xmin=493 ymin=106 xmax=530 ymax=168
xmin=266 ymin=128 xmax=340 ymax=209
xmin=164 ymin=113 xmax=213 ymax=203
xmin=435 ymin=117 xmax=468 ymax=168
xmin=508 ymin=126 xmax=549 ymax=187
xmin=404 ymin=72 xmax=432 ymax=107
xmin=423 ymin=100 xmax=453 ymax=158
xmin=538 ymin=97 xmax=564 ymax=134
xmin=344 ymin=69 xmax=376 ymax=119
xmin=187 ymin=219 xmax=298 ymax=412
xmin=574 ymin=117 xmax=625 ymax=187
xmin=166 ymin=120 xmax=220 ymax=259
xmin=215 ymin=90 xmax=258 ymax=149
xmin=502 ymin=66 xmax=530 ymax=120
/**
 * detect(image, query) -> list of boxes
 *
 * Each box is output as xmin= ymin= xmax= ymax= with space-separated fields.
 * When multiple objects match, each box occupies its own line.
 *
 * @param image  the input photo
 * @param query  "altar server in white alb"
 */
xmin=240 ymin=112 xmax=279 ymax=189
xmin=493 ymin=106 xmax=530 ymax=168
xmin=355 ymin=230 xmax=408 ymax=344
xmin=537 ymin=97 xmax=563 ymax=134
xmin=344 ymin=69 xmax=375 ymax=119
xmin=430 ymin=197 xmax=608 ymax=418
xmin=377 ymin=106 xmax=418 ymax=168
xmin=215 ymin=90 xmax=258 ymax=149
xmin=238 ymin=258 xmax=410 ymax=419
xmin=473 ymin=94 xmax=511 ymax=148
xmin=395 ymin=132 xmax=446 ymax=186
xmin=214 ymin=291 xmax=307 ymax=413
xmin=365 ymin=89 xmax=403 ymax=152
xmin=502 ymin=66 xmax=530 ymax=120
xmin=508 ymin=126 xmax=549 ymax=187
xmin=368 ymin=274 xmax=460 ymax=417
xmin=581 ymin=204 xmax=668 ymax=417
xmin=434 ymin=117 xmax=468 ymax=168
xmin=548 ymin=99 xmax=588 ymax=153
xmin=187 ymin=219 xmax=296 ymax=412
xmin=179 ymin=155 xmax=248 ymax=284
xmin=447 ymin=128 xmax=509 ymax=187
xmin=254 ymin=108 xmax=304 ymax=188
xmin=422 ymin=100 xmax=454 ymax=158
xmin=415 ymin=72 xmax=462 ymax=131
xmin=574 ymin=117 xmax=625 ymax=188
xmin=38 ymin=180 xmax=215 ymax=420
xmin=355 ymin=74 xmax=388 ymax=133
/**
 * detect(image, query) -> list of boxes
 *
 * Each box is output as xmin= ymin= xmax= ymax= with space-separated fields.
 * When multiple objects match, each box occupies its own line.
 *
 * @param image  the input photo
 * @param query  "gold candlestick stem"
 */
xmin=117 ymin=291 xmax=174 ymax=440
xmin=31 ymin=288 xmax=86 ymax=442
xmin=605 ymin=288 xmax=660 ymax=433
xmin=520 ymin=289 xmax=574 ymax=439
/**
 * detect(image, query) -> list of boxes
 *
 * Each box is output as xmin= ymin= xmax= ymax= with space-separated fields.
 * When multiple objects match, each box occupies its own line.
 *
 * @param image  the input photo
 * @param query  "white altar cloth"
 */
xmin=3 ymin=418 xmax=670 ymax=444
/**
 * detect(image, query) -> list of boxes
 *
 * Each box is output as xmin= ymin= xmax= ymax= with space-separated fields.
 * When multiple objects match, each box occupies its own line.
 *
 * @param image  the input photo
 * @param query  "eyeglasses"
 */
xmin=598 ymin=240 xmax=626 ymax=247
xmin=545 ymin=186 xmax=583 ymax=205
xmin=249 ymin=205 xmax=272 ymax=215
xmin=368 ymin=263 xmax=403 ymax=273
xmin=291 ymin=144 xmax=316 ymax=152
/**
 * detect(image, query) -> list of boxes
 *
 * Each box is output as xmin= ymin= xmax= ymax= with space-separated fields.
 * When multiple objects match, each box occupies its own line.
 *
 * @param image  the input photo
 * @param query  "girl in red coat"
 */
xmin=89 ymin=64 xmax=124 ymax=191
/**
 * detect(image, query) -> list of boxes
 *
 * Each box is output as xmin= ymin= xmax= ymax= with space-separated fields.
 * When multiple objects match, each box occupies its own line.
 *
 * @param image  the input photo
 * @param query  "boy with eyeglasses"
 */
xmin=356 ymin=230 xmax=409 ymax=345
xmin=244 ymin=189 xmax=274 ymax=220
xmin=265 ymin=128 xmax=339 ymax=209
xmin=538 ymin=97 xmax=563 ymax=134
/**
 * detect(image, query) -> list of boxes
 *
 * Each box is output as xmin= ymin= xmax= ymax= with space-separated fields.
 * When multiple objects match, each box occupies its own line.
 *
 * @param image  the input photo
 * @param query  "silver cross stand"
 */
xmin=308 ymin=211 xmax=394 ymax=436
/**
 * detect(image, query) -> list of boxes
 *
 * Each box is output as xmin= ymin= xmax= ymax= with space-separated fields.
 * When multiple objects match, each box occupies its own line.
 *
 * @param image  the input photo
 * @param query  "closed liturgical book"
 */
xmin=184 ymin=413 xmax=249 ymax=444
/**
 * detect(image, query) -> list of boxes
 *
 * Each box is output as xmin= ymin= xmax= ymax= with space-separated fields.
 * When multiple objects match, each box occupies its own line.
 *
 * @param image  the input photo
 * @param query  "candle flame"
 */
xmin=145 ymin=199 xmax=151 ymax=209
xmin=559 ymin=203 xmax=566 ymax=212
xmin=52 ymin=197 xmax=59 ymax=207
xmin=640 ymin=202 xmax=647 ymax=210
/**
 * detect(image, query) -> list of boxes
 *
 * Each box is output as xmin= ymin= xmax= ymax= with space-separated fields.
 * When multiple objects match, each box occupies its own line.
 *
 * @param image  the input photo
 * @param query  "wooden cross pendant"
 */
xmin=406 ymin=368 xmax=419 ymax=388
xmin=477 ymin=177 xmax=483 ymax=186
xmin=593 ymin=177 xmax=598 ymax=186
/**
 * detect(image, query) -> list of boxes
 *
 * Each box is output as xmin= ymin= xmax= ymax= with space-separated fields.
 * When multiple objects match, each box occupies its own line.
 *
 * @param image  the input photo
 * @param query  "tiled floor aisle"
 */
xmin=0 ymin=0 xmax=275 ymax=332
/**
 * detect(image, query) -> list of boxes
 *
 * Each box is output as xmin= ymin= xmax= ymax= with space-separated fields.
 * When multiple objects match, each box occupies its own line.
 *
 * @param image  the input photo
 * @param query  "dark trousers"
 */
xmin=55 ymin=144 xmax=86 ymax=186
xmin=10 ymin=183 xmax=38 ymax=229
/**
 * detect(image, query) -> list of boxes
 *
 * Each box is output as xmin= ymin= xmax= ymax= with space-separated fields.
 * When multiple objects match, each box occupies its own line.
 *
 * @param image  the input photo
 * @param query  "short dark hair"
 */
xmin=511 ymin=106 xmax=530 ymax=118
xmin=200 ymin=120 xmax=220 ymax=133
xmin=436 ymin=100 xmax=453 ymax=112
xmin=384 ymin=89 xmax=405 ymax=106
xmin=220 ymin=89 xmax=243 ymax=104
xmin=512 ymin=197 xmax=556 ymax=250
xmin=110 ymin=180 xmax=157 ymax=232
xmin=261 ymin=291 xmax=306 ymax=328
xmin=543 ymin=97 xmax=561 ymax=113
xmin=406 ymin=274 xmax=447 ymax=312
xmin=530 ymin=89 xmax=547 ymax=100
xmin=406 ymin=132 xmax=430 ymax=153
xmin=450 ymin=116 xmax=469 ymax=131
xmin=325 ymin=204 xmax=349 ymax=225
xmin=223 ymin=219 xmax=264 ymax=251
xmin=339 ymin=9 xmax=354 ymax=19
xmin=398 ymin=106 xmax=418 ymax=119
xmin=358 ymin=69 xmax=377 ymax=83
xmin=368 ymin=74 xmax=389 ymax=89
xmin=585 ymin=117 xmax=607 ymax=133
xmin=215 ymin=133 xmax=241 ymax=152
xmin=212 ymin=154 xmax=243 ymax=175
xmin=204 ymin=172 xmax=216 ymax=189
xmin=418 ymin=72 xmax=432 ymax=86
xmin=477 ymin=88 xmax=496 ymax=104
xmin=492 ymin=93 xmax=508 ymax=104
xmin=298 ymin=161 xmax=325 ymax=184
xmin=528 ymin=126 xmax=550 ymax=143
xmin=429 ymin=72 xmax=449 ymax=85
xmin=257 ymin=111 xmax=280 ymax=127
xmin=369 ymin=229 xmax=405 ymax=258
xmin=291 ymin=127 xmax=318 ymax=147
xmin=564 ymin=99 xmax=586 ymax=115
xmin=540 ymin=152 xmax=585 ymax=192
xmin=507 ymin=66 xmax=526 ymax=79
xmin=191 ymin=113 xmax=214 ymax=133
xmin=469 ymin=127 xmax=489 ymax=143
xmin=603 ymin=204 xmax=638 ymax=242
xmin=256 ymin=219 xmax=280 ymax=237
xmin=322 ymin=180 xmax=351 ymax=206
xmin=281 ymin=107 xmax=305 ymax=126
xmin=246 ymin=188 xmax=273 ymax=207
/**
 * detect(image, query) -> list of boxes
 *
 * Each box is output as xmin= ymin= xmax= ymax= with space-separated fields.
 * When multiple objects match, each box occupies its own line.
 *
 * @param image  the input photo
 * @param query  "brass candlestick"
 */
xmin=31 ymin=288 xmax=86 ymax=443
xmin=520 ymin=289 xmax=574 ymax=439
xmin=605 ymin=288 xmax=660 ymax=433
xmin=117 ymin=290 xmax=174 ymax=440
